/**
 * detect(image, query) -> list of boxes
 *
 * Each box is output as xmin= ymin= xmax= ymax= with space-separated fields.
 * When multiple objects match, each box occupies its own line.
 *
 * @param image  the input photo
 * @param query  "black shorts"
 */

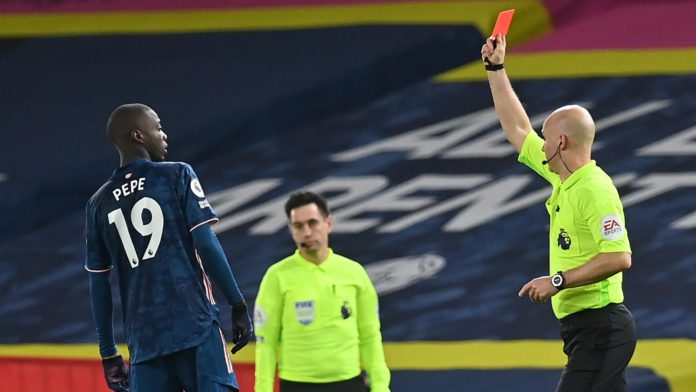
xmin=280 ymin=375 xmax=369 ymax=392
xmin=557 ymin=303 xmax=637 ymax=392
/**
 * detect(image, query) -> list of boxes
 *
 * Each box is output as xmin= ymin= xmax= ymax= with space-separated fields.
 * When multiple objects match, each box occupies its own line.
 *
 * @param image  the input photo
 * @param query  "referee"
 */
xmin=254 ymin=191 xmax=391 ymax=392
xmin=482 ymin=35 xmax=637 ymax=391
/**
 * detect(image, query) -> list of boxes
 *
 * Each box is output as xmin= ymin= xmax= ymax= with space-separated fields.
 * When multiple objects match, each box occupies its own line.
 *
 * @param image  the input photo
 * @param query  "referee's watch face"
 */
xmin=551 ymin=273 xmax=564 ymax=289
xmin=289 ymin=203 xmax=333 ymax=255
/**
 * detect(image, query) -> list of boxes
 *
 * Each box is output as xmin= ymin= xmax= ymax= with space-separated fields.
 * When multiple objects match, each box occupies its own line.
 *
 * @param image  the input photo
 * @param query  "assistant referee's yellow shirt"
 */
xmin=254 ymin=249 xmax=390 ymax=392
xmin=519 ymin=132 xmax=631 ymax=319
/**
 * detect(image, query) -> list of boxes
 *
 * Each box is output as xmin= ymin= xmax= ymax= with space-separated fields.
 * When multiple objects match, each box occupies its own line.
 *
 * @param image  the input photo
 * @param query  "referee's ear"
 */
xmin=326 ymin=215 xmax=333 ymax=234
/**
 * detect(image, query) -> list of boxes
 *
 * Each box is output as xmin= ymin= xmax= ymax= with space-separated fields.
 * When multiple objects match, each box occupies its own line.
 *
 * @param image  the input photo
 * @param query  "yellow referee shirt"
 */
xmin=519 ymin=132 xmax=631 ymax=319
xmin=254 ymin=249 xmax=390 ymax=392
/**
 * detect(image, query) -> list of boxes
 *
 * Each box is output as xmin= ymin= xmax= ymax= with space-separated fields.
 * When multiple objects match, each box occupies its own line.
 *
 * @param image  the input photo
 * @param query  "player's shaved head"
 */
xmin=106 ymin=103 xmax=168 ymax=165
xmin=545 ymin=105 xmax=595 ymax=149
xmin=107 ymin=103 xmax=153 ymax=145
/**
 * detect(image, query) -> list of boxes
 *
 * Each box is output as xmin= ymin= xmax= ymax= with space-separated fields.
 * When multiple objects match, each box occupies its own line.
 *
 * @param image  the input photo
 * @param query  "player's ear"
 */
xmin=131 ymin=128 xmax=145 ymax=144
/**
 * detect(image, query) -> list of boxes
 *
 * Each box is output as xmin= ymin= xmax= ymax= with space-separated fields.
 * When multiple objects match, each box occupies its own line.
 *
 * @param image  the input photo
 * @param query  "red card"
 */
xmin=491 ymin=9 xmax=515 ymax=37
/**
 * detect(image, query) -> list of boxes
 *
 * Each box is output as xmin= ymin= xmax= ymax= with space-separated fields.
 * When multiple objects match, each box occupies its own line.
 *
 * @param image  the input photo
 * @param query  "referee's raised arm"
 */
xmin=482 ymin=33 xmax=532 ymax=153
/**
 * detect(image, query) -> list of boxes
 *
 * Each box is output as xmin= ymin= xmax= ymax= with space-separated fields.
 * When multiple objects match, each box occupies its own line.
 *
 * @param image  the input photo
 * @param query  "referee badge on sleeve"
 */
xmin=294 ymin=301 xmax=315 ymax=325
xmin=254 ymin=305 xmax=267 ymax=328
xmin=600 ymin=214 xmax=624 ymax=240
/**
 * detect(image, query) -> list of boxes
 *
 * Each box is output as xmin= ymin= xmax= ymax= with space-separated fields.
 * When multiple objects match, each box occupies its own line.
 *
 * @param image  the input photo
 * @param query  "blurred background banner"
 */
xmin=1 ymin=0 xmax=695 ymax=391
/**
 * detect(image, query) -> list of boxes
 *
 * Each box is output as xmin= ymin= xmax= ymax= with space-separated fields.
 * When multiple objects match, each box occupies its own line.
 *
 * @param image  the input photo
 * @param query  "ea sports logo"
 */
xmin=603 ymin=220 xmax=620 ymax=231
xmin=601 ymin=214 xmax=623 ymax=240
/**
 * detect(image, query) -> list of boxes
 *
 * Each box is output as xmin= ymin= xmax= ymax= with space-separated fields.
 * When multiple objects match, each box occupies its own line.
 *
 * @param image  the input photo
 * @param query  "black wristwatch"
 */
xmin=551 ymin=271 xmax=565 ymax=290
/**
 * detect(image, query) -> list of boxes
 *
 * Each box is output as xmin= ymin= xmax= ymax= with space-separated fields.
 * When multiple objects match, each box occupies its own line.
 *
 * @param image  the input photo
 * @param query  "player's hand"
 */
xmin=230 ymin=302 xmax=252 ymax=354
xmin=518 ymin=276 xmax=559 ymax=302
xmin=481 ymin=33 xmax=506 ymax=65
xmin=102 ymin=354 xmax=129 ymax=392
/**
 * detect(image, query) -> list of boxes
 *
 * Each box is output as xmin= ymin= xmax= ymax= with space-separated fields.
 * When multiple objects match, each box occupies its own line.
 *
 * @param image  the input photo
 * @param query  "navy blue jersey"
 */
xmin=85 ymin=158 xmax=220 ymax=364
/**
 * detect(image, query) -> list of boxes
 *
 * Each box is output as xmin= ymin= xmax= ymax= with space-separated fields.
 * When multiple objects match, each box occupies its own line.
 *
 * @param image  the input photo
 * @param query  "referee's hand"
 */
xmin=481 ymin=33 xmax=506 ymax=65
xmin=518 ymin=276 xmax=558 ymax=302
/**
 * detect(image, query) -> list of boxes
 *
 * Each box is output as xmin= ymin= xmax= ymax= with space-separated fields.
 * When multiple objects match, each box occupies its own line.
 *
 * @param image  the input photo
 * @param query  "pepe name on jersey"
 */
xmin=112 ymin=175 xmax=146 ymax=201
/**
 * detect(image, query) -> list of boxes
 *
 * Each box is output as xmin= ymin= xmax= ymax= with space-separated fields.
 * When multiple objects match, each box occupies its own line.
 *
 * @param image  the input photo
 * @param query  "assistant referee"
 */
xmin=482 ymin=34 xmax=637 ymax=391
xmin=254 ymin=191 xmax=390 ymax=392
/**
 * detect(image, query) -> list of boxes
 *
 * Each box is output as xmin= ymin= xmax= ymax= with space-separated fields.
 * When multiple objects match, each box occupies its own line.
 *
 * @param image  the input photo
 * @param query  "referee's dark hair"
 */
xmin=284 ymin=191 xmax=330 ymax=218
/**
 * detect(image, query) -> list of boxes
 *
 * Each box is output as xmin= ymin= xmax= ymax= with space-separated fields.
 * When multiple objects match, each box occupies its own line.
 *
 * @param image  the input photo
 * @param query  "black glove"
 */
xmin=102 ymin=355 xmax=129 ymax=392
xmin=230 ymin=302 xmax=252 ymax=354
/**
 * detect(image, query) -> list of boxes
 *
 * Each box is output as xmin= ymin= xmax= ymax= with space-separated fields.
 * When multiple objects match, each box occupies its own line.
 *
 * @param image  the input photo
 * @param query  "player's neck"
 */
xmin=119 ymin=151 xmax=152 ymax=167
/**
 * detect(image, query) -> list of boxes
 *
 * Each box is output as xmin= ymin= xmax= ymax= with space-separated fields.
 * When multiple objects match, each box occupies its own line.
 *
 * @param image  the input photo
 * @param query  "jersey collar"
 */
xmin=294 ymin=248 xmax=335 ymax=270
xmin=113 ymin=158 xmax=149 ymax=176
xmin=561 ymin=160 xmax=596 ymax=190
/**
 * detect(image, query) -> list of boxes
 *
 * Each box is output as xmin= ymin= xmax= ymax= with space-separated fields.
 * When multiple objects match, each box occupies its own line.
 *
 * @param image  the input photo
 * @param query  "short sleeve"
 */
xmin=518 ymin=131 xmax=561 ymax=187
xmin=578 ymin=187 xmax=631 ymax=254
xmin=177 ymin=164 xmax=219 ymax=232
xmin=85 ymin=202 xmax=112 ymax=272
